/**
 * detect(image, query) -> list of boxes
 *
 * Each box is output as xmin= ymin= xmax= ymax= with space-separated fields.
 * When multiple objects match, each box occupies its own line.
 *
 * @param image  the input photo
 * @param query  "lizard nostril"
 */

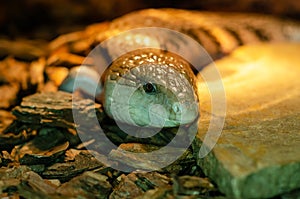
xmin=172 ymin=102 xmax=182 ymax=114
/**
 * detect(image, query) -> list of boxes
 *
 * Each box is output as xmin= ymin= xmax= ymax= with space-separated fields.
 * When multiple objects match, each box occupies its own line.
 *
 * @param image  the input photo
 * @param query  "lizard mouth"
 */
xmin=147 ymin=103 xmax=199 ymax=128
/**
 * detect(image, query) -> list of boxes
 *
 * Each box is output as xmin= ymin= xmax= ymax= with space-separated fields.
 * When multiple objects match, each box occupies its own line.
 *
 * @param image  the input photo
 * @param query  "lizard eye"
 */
xmin=143 ymin=82 xmax=157 ymax=94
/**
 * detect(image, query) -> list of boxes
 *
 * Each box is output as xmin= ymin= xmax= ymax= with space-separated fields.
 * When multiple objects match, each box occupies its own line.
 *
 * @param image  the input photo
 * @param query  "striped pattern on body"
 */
xmin=104 ymin=9 xmax=300 ymax=59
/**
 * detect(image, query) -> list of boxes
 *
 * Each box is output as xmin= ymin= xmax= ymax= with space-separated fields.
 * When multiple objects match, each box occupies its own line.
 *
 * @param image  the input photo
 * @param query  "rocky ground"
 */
xmin=0 ymin=17 xmax=225 ymax=199
xmin=0 ymin=2 xmax=300 ymax=199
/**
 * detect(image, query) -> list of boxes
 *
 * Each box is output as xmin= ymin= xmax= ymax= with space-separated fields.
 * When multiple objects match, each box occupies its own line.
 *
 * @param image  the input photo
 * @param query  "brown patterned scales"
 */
xmin=59 ymin=9 xmax=300 ymax=127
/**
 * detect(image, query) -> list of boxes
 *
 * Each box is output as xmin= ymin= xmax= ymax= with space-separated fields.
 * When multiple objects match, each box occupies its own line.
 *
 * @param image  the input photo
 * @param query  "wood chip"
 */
xmin=12 ymin=91 xmax=104 ymax=129
xmin=56 ymin=171 xmax=112 ymax=199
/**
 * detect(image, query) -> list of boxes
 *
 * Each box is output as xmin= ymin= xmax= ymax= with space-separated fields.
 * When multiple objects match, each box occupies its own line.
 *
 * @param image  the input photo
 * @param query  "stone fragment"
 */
xmin=109 ymin=172 xmax=171 ymax=199
xmin=42 ymin=149 xmax=107 ymax=182
xmin=12 ymin=91 xmax=104 ymax=129
xmin=56 ymin=171 xmax=112 ymax=199
xmin=134 ymin=187 xmax=174 ymax=199
xmin=0 ymin=165 xmax=31 ymax=180
xmin=135 ymin=175 xmax=221 ymax=199
xmin=0 ymin=166 xmax=30 ymax=195
xmin=19 ymin=171 xmax=58 ymax=195
xmin=0 ymin=121 xmax=37 ymax=151
xmin=0 ymin=169 xmax=60 ymax=199
xmin=280 ymin=189 xmax=300 ymax=199
xmin=11 ymin=128 xmax=69 ymax=165
xmin=172 ymin=175 xmax=216 ymax=196
xmin=109 ymin=143 xmax=196 ymax=174
xmin=194 ymin=43 xmax=300 ymax=198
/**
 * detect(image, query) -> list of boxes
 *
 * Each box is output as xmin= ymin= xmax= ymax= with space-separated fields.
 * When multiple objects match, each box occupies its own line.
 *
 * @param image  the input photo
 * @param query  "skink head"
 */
xmin=103 ymin=49 xmax=199 ymax=128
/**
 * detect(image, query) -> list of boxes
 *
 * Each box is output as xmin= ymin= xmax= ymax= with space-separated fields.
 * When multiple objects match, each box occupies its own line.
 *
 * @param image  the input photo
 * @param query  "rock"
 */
xmin=0 ymin=165 xmax=31 ymax=180
xmin=42 ymin=149 xmax=109 ymax=182
xmin=47 ymin=22 xmax=109 ymax=57
xmin=56 ymin=171 xmax=112 ymax=199
xmin=172 ymin=175 xmax=216 ymax=196
xmin=0 ymin=166 xmax=29 ymax=196
xmin=10 ymin=128 xmax=69 ymax=165
xmin=111 ymin=173 xmax=220 ymax=199
xmin=133 ymin=187 xmax=174 ymax=199
xmin=0 ymin=120 xmax=37 ymax=151
xmin=12 ymin=91 xmax=104 ymax=129
xmin=193 ymin=43 xmax=300 ymax=198
xmin=109 ymin=143 xmax=196 ymax=174
xmin=280 ymin=189 xmax=300 ymax=199
xmin=19 ymin=171 xmax=58 ymax=196
xmin=0 ymin=166 xmax=59 ymax=199
xmin=109 ymin=172 xmax=171 ymax=199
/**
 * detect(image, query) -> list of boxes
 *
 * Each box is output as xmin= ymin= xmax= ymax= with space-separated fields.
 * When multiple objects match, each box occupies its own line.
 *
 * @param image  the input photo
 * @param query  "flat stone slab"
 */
xmin=12 ymin=91 xmax=104 ymax=129
xmin=193 ymin=43 xmax=300 ymax=198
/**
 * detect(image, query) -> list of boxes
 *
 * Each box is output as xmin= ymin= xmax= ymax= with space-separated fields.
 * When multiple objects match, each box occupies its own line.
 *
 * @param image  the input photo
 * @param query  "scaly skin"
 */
xmin=103 ymin=48 xmax=199 ymax=127
xmin=106 ymin=9 xmax=300 ymax=59
xmin=60 ymin=9 xmax=300 ymax=127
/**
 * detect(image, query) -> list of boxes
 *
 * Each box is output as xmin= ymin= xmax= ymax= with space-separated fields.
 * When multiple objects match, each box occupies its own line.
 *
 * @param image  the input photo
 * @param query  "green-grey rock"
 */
xmin=193 ymin=44 xmax=300 ymax=199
